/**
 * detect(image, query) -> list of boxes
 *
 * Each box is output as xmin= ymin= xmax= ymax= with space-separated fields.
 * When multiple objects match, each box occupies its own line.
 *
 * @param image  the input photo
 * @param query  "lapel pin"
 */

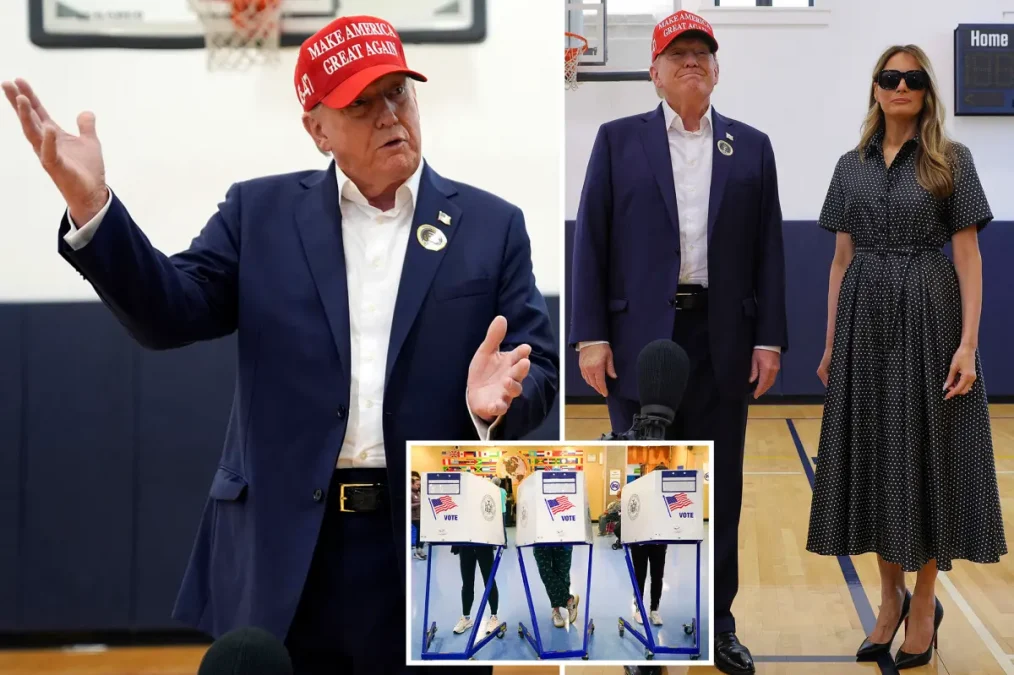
xmin=417 ymin=224 xmax=447 ymax=251
xmin=726 ymin=132 xmax=734 ymax=141
xmin=438 ymin=211 xmax=452 ymax=226
xmin=717 ymin=140 xmax=734 ymax=156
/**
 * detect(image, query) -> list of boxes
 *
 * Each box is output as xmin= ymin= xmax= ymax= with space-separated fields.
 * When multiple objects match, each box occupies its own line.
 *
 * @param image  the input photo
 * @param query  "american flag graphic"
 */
xmin=664 ymin=493 xmax=693 ymax=511
xmin=430 ymin=496 xmax=457 ymax=514
xmin=545 ymin=496 xmax=575 ymax=515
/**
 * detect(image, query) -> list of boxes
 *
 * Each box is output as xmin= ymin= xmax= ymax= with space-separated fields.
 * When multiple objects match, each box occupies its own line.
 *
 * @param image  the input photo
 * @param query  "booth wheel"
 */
xmin=497 ymin=624 xmax=506 ymax=639
xmin=683 ymin=617 xmax=696 ymax=635
xmin=644 ymin=649 xmax=655 ymax=660
xmin=691 ymin=654 xmax=701 ymax=660
xmin=617 ymin=618 xmax=625 ymax=637
xmin=518 ymin=625 xmax=524 ymax=638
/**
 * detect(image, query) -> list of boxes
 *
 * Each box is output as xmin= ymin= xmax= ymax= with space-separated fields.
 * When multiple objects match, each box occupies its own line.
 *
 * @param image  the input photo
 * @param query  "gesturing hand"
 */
xmin=2 ymin=78 xmax=108 ymax=223
xmin=467 ymin=316 xmax=531 ymax=423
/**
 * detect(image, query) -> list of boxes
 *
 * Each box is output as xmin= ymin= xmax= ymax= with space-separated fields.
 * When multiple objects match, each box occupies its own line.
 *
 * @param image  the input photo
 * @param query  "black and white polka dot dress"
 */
xmin=806 ymin=132 xmax=1008 ymax=572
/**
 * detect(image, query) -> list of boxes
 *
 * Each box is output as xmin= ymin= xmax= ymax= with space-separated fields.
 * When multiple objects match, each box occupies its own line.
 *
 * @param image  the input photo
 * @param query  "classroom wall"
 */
xmin=566 ymin=0 xmax=1014 ymax=221
xmin=0 ymin=0 xmax=562 ymax=300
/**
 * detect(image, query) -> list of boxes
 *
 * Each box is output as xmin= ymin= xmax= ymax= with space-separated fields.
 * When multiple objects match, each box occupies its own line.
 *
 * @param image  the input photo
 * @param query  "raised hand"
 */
xmin=2 ymin=78 xmax=108 ymax=223
xmin=467 ymin=316 xmax=531 ymax=423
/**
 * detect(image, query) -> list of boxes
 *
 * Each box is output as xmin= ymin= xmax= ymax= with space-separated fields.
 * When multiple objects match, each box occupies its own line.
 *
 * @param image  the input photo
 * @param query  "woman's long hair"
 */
xmin=859 ymin=44 xmax=956 ymax=199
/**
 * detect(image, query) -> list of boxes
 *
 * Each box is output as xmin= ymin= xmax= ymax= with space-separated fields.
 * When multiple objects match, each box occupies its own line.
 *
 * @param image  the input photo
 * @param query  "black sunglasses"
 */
xmin=876 ymin=69 xmax=929 ymax=91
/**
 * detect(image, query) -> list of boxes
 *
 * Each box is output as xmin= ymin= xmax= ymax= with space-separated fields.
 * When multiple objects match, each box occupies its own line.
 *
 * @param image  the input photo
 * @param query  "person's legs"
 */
xmin=669 ymin=312 xmax=748 ymax=637
xmin=867 ymin=555 xmax=907 ymax=644
xmin=900 ymin=560 xmax=941 ymax=656
xmin=631 ymin=544 xmax=649 ymax=607
xmin=606 ymin=395 xmax=640 ymax=435
xmin=648 ymin=544 xmax=667 ymax=612
xmin=475 ymin=546 xmax=499 ymax=616
xmin=459 ymin=547 xmax=478 ymax=617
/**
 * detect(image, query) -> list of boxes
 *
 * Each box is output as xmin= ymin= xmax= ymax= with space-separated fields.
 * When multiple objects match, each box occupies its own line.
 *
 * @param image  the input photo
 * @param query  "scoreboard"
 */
xmin=954 ymin=24 xmax=1014 ymax=116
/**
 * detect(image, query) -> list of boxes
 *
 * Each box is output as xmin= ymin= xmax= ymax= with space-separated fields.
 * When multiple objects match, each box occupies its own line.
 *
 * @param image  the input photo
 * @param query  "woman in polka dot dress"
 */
xmin=806 ymin=45 xmax=1007 ymax=669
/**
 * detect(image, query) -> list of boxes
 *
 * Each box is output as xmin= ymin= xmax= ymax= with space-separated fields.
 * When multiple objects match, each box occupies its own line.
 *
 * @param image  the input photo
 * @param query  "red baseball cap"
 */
xmin=650 ymin=10 xmax=718 ymax=62
xmin=293 ymin=15 xmax=427 ymax=112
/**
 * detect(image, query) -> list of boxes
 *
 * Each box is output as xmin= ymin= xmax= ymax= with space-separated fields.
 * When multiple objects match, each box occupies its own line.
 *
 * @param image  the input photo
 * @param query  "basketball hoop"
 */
xmin=188 ymin=0 xmax=283 ymax=70
xmin=565 ymin=32 xmax=588 ymax=90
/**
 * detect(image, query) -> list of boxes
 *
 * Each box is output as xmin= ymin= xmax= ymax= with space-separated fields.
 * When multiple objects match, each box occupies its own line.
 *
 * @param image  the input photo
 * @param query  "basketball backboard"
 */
xmin=566 ymin=0 xmax=679 ymax=79
xmin=28 ymin=0 xmax=486 ymax=49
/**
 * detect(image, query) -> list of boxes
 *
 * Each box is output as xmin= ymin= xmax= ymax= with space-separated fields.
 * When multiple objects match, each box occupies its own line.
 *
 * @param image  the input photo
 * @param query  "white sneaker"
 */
xmin=552 ymin=607 xmax=565 ymax=628
xmin=634 ymin=611 xmax=643 ymax=624
xmin=485 ymin=615 xmax=500 ymax=634
xmin=453 ymin=616 xmax=473 ymax=634
xmin=567 ymin=594 xmax=580 ymax=624
xmin=649 ymin=610 xmax=663 ymax=625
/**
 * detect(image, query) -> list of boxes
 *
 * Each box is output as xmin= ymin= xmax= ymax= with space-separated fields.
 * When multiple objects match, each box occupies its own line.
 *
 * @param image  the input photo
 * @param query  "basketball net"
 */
xmin=564 ymin=32 xmax=588 ymax=90
xmin=188 ymin=0 xmax=282 ymax=70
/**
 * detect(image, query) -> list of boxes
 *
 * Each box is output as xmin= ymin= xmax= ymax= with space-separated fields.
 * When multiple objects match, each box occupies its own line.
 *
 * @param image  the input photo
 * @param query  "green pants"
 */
xmin=532 ymin=545 xmax=573 ymax=608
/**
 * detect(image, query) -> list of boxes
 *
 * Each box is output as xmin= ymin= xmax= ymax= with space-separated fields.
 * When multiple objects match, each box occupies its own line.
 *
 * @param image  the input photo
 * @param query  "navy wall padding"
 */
xmin=0 ymin=305 xmax=22 ymax=631
xmin=565 ymin=219 xmax=1014 ymax=401
xmin=20 ymin=304 xmax=136 ymax=630
xmin=1 ymin=294 xmax=558 ymax=633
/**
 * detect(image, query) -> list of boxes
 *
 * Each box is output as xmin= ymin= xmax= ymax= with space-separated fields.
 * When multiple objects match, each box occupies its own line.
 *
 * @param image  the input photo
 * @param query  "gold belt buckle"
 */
xmin=339 ymin=483 xmax=373 ymax=513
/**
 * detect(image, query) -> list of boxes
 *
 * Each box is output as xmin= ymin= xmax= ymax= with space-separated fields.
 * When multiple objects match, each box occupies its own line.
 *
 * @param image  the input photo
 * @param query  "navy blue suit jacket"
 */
xmin=56 ymin=160 xmax=558 ymax=640
xmin=569 ymin=104 xmax=787 ymax=401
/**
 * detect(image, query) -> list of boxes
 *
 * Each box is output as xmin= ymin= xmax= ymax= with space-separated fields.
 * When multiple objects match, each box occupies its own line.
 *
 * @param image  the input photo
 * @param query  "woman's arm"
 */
xmin=951 ymin=226 xmax=982 ymax=350
xmin=824 ymin=232 xmax=855 ymax=351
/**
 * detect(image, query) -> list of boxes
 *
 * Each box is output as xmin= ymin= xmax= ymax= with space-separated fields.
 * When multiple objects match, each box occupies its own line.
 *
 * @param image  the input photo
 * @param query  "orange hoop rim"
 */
xmin=565 ymin=32 xmax=589 ymax=61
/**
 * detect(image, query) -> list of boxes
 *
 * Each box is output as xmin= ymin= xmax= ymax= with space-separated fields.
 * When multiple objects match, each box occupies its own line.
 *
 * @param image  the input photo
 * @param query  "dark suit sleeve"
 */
xmin=568 ymin=123 xmax=613 ymax=346
xmin=755 ymin=135 xmax=789 ymax=351
xmin=493 ymin=207 xmax=559 ymax=440
xmin=58 ymin=186 xmax=241 ymax=350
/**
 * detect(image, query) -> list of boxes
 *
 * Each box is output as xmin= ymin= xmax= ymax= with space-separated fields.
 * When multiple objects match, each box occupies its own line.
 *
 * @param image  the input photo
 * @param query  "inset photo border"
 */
xmin=405 ymin=441 xmax=715 ymax=667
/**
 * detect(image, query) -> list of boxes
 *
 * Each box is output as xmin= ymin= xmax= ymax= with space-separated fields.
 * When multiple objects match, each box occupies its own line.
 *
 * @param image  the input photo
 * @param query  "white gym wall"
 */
xmin=0 ymin=0 xmax=562 ymax=301
xmin=566 ymin=0 xmax=1014 ymax=221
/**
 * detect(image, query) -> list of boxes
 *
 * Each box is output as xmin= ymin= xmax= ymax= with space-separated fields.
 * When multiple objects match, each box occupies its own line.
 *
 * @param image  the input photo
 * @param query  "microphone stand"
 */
xmin=600 ymin=405 xmax=674 ymax=442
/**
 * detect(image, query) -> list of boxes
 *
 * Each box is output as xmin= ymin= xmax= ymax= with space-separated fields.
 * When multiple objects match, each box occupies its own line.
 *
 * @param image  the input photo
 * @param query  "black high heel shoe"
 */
xmin=895 ymin=596 xmax=944 ymax=669
xmin=856 ymin=590 xmax=912 ymax=661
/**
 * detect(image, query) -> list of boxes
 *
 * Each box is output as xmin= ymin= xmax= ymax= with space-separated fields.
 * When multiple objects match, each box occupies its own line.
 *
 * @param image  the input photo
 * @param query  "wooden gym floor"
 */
xmin=566 ymin=403 xmax=1014 ymax=675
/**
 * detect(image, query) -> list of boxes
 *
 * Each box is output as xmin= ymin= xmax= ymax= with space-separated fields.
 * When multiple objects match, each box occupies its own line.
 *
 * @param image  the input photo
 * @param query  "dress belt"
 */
xmin=853 ymin=244 xmax=940 ymax=350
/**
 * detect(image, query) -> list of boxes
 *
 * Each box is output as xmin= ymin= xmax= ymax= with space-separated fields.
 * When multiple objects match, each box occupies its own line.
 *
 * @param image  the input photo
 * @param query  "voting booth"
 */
xmin=514 ymin=471 xmax=596 ymax=660
xmin=419 ymin=472 xmax=507 ymax=660
xmin=618 ymin=470 xmax=703 ymax=661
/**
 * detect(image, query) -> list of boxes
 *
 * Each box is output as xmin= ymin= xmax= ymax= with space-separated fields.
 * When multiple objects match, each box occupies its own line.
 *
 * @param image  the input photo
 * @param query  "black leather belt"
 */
xmin=670 ymin=284 xmax=708 ymax=311
xmin=333 ymin=470 xmax=388 ymax=513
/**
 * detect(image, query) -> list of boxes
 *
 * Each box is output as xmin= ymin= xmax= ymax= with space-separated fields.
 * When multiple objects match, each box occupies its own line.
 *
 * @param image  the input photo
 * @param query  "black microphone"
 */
xmin=601 ymin=339 xmax=690 ymax=441
xmin=197 ymin=626 xmax=294 ymax=675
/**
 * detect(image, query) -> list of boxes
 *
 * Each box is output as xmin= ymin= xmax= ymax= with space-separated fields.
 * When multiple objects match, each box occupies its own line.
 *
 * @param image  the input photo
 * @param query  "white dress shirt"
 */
xmin=63 ymin=161 xmax=496 ymax=470
xmin=578 ymin=101 xmax=779 ymax=354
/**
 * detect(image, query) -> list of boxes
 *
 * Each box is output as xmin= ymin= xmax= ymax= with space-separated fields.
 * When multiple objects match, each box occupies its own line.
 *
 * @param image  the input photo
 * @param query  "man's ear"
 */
xmin=301 ymin=110 xmax=330 ymax=155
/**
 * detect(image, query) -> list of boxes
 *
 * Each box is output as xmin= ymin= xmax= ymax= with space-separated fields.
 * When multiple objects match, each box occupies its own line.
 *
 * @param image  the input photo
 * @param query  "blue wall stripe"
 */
xmin=786 ymin=419 xmax=900 ymax=675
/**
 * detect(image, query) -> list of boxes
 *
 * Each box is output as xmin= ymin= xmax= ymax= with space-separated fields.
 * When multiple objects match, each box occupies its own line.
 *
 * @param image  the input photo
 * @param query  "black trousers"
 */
xmin=459 ymin=546 xmax=498 ymax=616
xmin=606 ymin=308 xmax=749 ymax=635
xmin=631 ymin=544 xmax=667 ymax=611
xmin=285 ymin=469 xmax=493 ymax=675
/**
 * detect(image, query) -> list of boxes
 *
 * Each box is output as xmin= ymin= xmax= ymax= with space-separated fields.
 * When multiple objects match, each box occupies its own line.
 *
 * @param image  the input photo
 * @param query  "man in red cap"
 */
xmin=3 ymin=13 xmax=557 ymax=675
xmin=570 ymin=10 xmax=787 ymax=675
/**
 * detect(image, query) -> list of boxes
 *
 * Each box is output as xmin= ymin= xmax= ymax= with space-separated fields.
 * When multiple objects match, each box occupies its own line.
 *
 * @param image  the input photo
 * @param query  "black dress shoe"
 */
xmin=895 ymin=597 xmax=944 ymax=670
xmin=856 ymin=590 xmax=911 ymax=660
xmin=715 ymin=632 xmax=755 ymax=675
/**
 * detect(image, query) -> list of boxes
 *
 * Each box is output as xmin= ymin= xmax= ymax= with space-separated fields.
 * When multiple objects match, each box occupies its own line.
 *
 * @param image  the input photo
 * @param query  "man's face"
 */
xmin=650 ymin=36 xmax=719 ymax=103
xmin=303 ymin=73 xmax=422 ymax=192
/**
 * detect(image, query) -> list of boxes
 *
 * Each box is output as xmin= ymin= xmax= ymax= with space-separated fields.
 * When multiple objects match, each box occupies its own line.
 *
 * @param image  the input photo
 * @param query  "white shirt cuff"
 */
xmin=467 ymin=390 xmax=503 ymax=440
xmin=63 ymin=188 xmax=113 ymax=251
xmin=576 ymin=340 xmax=609 ymax=351
xmin=754 ymin=345 xmax=781 ymax=353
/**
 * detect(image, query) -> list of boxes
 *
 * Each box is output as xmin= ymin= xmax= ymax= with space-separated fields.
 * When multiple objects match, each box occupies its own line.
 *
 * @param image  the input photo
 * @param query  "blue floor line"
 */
xmin=786 ymin=419 xmax=899 ymax=675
